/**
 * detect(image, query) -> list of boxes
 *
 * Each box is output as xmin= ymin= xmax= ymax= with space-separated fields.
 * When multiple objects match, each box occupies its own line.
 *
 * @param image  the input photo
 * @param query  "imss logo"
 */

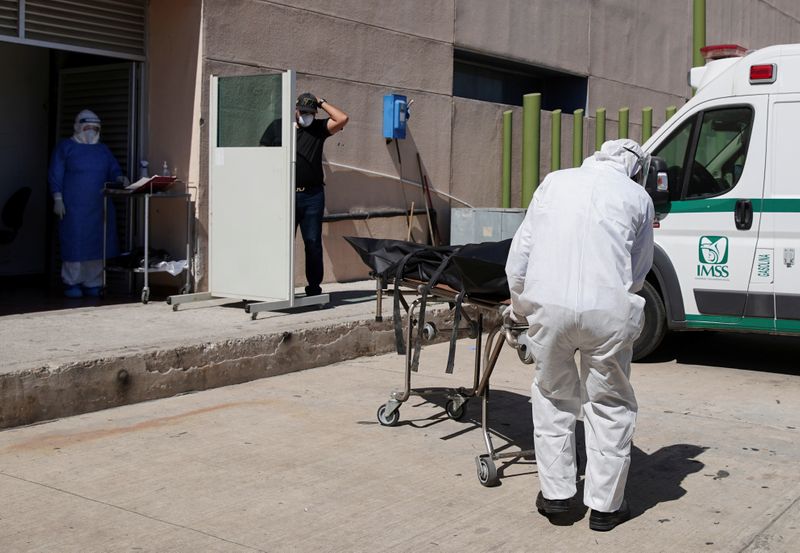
xmin=697 ymin=236 xmax=729 ymax=279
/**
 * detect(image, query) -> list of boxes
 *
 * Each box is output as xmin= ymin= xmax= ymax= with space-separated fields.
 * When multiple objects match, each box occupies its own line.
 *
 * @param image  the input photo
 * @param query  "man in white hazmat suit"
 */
xmin=505 ymin=138 xmax=654 ymax=531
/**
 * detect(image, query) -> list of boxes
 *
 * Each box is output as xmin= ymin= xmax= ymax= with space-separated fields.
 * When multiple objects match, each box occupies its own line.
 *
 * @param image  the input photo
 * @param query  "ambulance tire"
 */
xmin=633 ymin=280 xmax=666 ymax=361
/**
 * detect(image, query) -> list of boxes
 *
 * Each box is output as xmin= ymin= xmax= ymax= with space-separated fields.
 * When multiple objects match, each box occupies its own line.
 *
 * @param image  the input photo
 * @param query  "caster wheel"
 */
xmin=377 ymin=404 xmax=400 ymax=427
xmin=141 ymin=289 xmax=150 ymax=304
xmin=445 ymin=399 xmax=467 ymax=421
xmin=517 ymin=343 xmax=534 ymax=364
xmin=468 ymin=322 xmax=479 ymax=339
xmin=422 ymin=322 xmax=438 ymax=341
xmin=475 ymin=454 xmax=499 ymax=487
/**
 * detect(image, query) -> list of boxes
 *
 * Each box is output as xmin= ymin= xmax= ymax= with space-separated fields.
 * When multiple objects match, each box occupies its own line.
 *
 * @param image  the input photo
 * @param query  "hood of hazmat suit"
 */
xmin=73 ymin=109 xmax=102 ymax=145
xmin=504 ymin=138 xmax=655 ymax=514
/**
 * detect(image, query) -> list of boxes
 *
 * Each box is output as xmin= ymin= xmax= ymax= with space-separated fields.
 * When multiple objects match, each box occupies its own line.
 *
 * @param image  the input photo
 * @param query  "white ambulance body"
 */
xmin=633 ymin=43 xmax=800 ymax=359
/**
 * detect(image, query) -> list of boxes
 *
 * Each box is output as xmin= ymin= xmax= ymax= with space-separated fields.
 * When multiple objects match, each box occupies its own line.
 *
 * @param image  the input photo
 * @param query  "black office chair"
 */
xmin=0 ymin=187 xmax=32 ymax=245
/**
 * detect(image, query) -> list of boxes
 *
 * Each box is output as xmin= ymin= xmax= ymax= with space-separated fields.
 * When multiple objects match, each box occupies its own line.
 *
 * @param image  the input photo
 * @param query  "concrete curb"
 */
xmin=0 ymin=312 xmax=458 ymax=429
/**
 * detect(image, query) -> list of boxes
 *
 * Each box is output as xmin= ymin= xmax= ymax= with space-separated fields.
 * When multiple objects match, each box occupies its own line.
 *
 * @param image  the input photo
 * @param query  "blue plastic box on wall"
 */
xmin=383 ymin=94 xmax=408 ymax=140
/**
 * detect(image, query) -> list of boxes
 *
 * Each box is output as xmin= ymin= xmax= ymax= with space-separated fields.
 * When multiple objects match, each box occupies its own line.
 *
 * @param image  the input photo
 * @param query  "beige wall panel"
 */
xmin=450 ymin=98 xmax=504 ymax=208
xmin=294 ymin=216 xmax=429 ymax=285
xmin=589 ymin=0 xmax=690 ymax=97
xmin=707 ymin=0 xmax=800 ymax=50
xmin=204 ymin=0 xmax=453 ymax=95
xmin=295 ymin=75 xmax=453 ymax=217
xmin=588 ymin=77 xmax=686 ymax=129
xmin=267 ymin=0 xmax=456 ymax=43
xmin=767 ymin=0 xmax=800 ymax=21
xmin=454 ymin=0 xmax=590 ymax=74
xmin=146 ymin=0 xmax=202 ymax=290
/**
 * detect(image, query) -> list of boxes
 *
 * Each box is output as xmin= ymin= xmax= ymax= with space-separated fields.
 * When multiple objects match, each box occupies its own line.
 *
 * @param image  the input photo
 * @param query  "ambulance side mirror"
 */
xmin=645 ymin=156 xmax=670 ymax=209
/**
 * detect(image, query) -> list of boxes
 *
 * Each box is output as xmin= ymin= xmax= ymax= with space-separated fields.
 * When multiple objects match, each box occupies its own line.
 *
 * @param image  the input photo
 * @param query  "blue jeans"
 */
xmin=295 ymin=187 xmax=324 ymax=295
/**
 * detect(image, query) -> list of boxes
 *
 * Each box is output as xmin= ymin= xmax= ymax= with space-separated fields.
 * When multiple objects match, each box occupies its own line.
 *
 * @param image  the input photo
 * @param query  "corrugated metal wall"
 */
xmin=0 ymin=0 xmax=145 ymax=59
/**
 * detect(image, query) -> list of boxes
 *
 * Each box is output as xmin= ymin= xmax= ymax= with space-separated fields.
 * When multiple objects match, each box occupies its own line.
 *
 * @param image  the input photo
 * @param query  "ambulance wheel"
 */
xmin=476 ymin=455 xmax=498 ymax=487
xmin=633 ymin=280 xmax=666 ymax=361
xmin=377 ymin=404 xmax=400 ymax=427
xmin=445 ymin=399 xmax=466 ymax=421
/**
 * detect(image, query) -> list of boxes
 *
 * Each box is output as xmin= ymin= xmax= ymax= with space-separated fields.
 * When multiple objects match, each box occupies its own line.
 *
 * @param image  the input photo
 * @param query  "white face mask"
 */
xmin=298 ymin=114 xmax=314 ymax=128
xmin=83 ymin=129 xmax=100 ymax=144
xmin=74 ymin=128 xmax=100 ymax=144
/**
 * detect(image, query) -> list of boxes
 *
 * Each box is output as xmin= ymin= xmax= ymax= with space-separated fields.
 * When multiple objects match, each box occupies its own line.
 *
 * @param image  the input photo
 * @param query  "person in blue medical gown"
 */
xmin=49 ymin=109 xmax=128 ymax=298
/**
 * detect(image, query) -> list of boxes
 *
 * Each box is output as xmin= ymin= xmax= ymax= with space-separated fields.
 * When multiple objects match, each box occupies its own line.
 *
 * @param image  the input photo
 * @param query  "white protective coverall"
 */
xmin=505 ymin=138 xmax=655 ymax=513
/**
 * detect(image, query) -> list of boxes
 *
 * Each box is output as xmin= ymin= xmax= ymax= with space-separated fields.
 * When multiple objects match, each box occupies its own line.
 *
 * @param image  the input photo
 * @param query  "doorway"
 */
xmin=0 ymin=43 xmax=139 ymax=314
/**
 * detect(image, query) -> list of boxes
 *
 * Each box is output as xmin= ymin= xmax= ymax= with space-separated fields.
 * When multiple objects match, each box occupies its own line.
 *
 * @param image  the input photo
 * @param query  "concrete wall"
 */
xmin=145 ymin=0 xmax=203 ymax=290
xmin=162 ymin=0 xmax=800 ymax=288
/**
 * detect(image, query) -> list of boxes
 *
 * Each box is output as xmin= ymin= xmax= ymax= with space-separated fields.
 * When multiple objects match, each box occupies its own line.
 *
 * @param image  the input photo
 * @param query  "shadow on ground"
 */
xmin=376 ymin=387 xmax=706 ymax=525
xmin=639 ymin=330 xmax=800 ymax=376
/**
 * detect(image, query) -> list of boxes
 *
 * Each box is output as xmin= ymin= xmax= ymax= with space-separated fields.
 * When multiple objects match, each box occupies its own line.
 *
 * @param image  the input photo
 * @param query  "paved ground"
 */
xmin=1 ymin=332 xmax=798 ymax=552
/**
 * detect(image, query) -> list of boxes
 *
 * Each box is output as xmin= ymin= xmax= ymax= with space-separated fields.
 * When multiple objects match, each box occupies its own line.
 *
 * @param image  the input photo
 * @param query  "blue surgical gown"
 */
xmin=48 ymin=139 xmax=122 ymax=262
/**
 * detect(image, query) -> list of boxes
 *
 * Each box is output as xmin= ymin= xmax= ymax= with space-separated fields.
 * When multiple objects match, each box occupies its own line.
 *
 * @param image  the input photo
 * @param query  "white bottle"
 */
xmin=162 ymin=160 xmax=170 ymax=177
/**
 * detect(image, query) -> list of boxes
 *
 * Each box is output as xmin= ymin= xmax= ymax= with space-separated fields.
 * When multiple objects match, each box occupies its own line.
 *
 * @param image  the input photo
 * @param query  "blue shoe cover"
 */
xmin=64 ymin=285 xmax=83 ymax=298
xmin=83 ymin=286 xmax=102 ymax=297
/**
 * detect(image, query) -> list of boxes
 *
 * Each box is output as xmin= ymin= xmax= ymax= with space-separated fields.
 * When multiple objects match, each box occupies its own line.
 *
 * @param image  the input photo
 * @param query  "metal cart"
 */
xmin=103 ymin=183 xmax=193 ymax=304
xmin=375 ymin=277 xmax=535 ymax=487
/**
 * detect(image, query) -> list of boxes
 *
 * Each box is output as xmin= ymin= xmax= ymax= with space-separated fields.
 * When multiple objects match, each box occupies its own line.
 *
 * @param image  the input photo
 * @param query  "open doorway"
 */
xmin=0 ymin=42 xmax=139 ymax=315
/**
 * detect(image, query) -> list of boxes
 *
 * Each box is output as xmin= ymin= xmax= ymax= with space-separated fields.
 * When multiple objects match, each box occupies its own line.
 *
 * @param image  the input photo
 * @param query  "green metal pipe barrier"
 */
xmin=618 ymin=107 xmax=629 ymax=139
xmin=551 ymin=109 xmax=561 ymax=171
xmin=502 ymin=110 xmax=512 ymax=208
xmin=693 ymin=0 xmax=706 ymax=68
xmin=595 ymin=108 xmax=606 ymax=150
xmin=572 ymin=108 xmax=584 ymax=167
xmin=522 ymin=93 xmax=541 ymax=207
xmin=642 ymin=107 xmax=653 ymax=143
xmin=666 ymin=105 xmax=677 ymax=121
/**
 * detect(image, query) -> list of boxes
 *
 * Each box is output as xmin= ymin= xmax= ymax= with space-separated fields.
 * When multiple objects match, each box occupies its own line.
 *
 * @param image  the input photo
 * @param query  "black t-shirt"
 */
xmin=259 ymin=118 xmax=331 ymax=189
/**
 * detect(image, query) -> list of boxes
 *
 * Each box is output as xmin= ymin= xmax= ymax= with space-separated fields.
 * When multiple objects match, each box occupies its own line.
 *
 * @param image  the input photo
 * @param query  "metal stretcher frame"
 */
xmin=375 ymin=275 xmax=535 ymax=487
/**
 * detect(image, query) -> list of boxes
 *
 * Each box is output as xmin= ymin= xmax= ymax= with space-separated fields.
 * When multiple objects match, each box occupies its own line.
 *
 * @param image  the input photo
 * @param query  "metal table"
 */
xmin=103 ymin=185 xmax=192 ymax=303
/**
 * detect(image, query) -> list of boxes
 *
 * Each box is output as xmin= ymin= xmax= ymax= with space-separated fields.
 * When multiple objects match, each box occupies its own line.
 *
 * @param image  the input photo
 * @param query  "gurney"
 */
xmin=345 ymin=236 xmax=536 ymax=487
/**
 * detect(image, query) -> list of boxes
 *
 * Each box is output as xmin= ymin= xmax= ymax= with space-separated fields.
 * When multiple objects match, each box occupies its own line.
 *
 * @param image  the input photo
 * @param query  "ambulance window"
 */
xmin=686 ymin=107 xmax=753 ymax=199
xmin=651 ymin=118 xmax=693 ymax=198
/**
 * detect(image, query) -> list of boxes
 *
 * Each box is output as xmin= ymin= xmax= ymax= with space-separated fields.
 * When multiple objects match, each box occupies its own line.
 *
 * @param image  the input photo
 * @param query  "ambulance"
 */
xmin=633 ymin=43 xmax=800 ymax=360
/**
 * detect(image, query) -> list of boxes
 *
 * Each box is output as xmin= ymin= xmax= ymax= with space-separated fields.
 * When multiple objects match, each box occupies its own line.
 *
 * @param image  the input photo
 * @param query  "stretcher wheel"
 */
xmin=377 ymin=404 xmax=400 ymax=427
xmin=445 ymin=399 xmax=467 ymax=421
xmin=475 ymin=454 xmax=499 ymax=487
xmin=141 ymin=289 xmax=150 ymax=304
xmin=517 ymin=343 xmax=534 ymax=365
xmin=422 ymin=322 xmax=437 ymax=341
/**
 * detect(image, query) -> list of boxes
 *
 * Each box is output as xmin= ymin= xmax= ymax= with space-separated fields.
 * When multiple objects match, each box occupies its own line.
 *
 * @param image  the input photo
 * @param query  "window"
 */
xmin=652 ymin=106 xmax=753 ymax=200
xmin=652 ymin=118 xmax=693 ymax=199
xmin=453 ymin=50 xmax=587 ymax=112
xmin=686 ymin=107 xmax=752 ymax=198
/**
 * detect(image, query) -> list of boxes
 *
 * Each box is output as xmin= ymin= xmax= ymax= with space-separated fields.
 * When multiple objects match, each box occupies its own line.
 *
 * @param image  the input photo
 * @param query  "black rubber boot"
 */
xmin=589 ymin=500 xmax=631 ymax=531
xmin=535 ymin=491 xmax=571 ymax=516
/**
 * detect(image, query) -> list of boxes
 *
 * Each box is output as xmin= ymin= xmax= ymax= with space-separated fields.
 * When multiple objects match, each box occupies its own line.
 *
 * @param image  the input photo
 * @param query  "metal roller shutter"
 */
xmin=0 ymin=0 xmax=18 ymax=37
xmin=25 ymin=0 xmax=145 ymax=58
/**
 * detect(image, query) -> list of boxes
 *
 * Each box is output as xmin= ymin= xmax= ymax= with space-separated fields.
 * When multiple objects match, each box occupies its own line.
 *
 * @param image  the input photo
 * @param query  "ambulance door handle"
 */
xmin=734 ymin=199 xmax=752 ymax=230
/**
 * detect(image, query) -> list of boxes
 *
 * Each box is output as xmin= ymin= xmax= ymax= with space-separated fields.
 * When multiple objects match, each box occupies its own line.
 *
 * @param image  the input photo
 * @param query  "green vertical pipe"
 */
xmin=595 ymin=108 xmax=606 ymax=150
xmin=521 ymin=93 xmax=541 ymax=208
xmin=551 ymin=109 xmax=562 ymax=172
xmin=501 ymin=110 xmax=512 ymax=208
xmin=666 ymin=105 xmax=677 ymax=121
xmin=618 ymin=107 xmax=629 ymax=139
xmin=572 ymin=108 xmax=584 ymax=167
xmin=693 ymin=0 xmax=706 ymax=68
xmin=642 ymin=107 xmax=653 ymax=143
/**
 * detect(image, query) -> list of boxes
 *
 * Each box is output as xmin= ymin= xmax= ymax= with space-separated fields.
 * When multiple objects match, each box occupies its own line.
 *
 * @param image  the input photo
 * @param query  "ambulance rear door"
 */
xmin=764 ymin=94 xmax=800 ymax=333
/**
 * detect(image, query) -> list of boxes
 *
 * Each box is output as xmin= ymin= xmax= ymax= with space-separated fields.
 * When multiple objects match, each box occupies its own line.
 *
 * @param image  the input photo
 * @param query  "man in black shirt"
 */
xmin=261 ymin=92 xmax=349 ymax=296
